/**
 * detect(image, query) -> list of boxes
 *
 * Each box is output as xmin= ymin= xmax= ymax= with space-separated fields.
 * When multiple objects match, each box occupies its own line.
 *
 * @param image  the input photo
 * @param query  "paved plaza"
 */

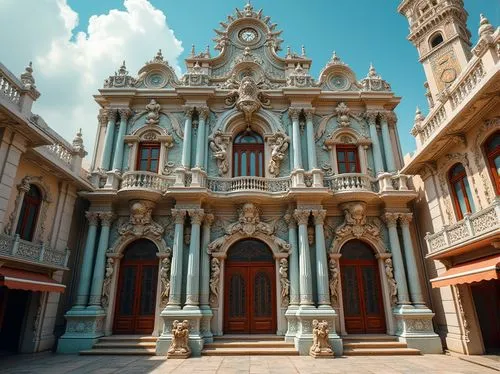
xmin=0 ymin=353 xmax=499 ymax=374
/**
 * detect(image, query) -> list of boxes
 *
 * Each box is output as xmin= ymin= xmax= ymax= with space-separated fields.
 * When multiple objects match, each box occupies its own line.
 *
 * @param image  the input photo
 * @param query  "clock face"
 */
xmin=239 ymin=28 xmax=258 ymax=43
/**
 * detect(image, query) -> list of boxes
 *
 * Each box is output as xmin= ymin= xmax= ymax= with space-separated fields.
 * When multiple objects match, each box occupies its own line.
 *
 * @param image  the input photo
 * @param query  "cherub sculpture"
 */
xmin=167 ymin=320 xmax=191 ymax=358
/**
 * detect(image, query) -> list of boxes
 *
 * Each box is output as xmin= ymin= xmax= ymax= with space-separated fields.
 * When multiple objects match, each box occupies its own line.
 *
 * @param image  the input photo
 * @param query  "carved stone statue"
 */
xmin=209 ymin=258 xmax=221 ymax=307
xmin=268 ymin=132 xmax=289 ymax=177
xmin=310 ymin=320 xmax=334 ymax=358
xmin=279 ymin=258 xmax=290 ymax=307
xmin=101 ymin=257 xmax=114 ymax=309
xmin=307 ymin=226 xmax=315 ymax=245
xmin=328 ymin=258 xmax=339 ymax=306
xmin=184 ymin=226 xmax=191 ymax=245
xmin=160 ymin=257 xmax=171 ymax=308
xmin=336 ymin=102 xmax=351 ymax=128
xmin=385 ymin=258 xmax=398 ymax=306
xmin=145 ymin=99 xmax=161 ymax=125
xmin=225 ymin=76 xmax=270 ymax=122
xmin=209 ymin=131 xmax=229 ymax=176
xmin=167 ymin=320 xmax=191 ymax=358
xmin=118 ymin=200 xmax=164 ymax=239
xmin=333 ymin=202 xmax=379 ymax=248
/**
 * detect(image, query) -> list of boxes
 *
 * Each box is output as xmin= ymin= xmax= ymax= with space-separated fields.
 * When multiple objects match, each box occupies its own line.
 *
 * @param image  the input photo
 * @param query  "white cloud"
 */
xmin=0 ymin=0 xmax=183 ymax=165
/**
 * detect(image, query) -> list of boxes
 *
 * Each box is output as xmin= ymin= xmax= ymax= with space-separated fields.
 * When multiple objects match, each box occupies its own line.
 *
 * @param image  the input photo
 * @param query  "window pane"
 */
xmin=258 ymin=151 xmax=263 ymax=177
xmin=339 ymin=163 xmax=346 ymax=174
xmin=250 ymin=152 xmax=256 ymax=176
xmin=494 ymin=156 xmax=500 ymax=176
xmin=141 ymin=148 xmax=149 ymax=158
xmin=338 ymin=152 xmax=345 ymax=162
xmin=234 ymin=153 xmax=239 ymax=176
xmin=241 ymin=152 xmax=247 ymax=176
xmin=140 ymin=160 xmax=148 ymax=171
xmin=348 ymin=151 xmax=356 ymax=162
xmin=463 ymin=180 xmax=475 ymax=213
xmin=349 ymin=163 xmax=357 ymax=173
xmin=151 ymin=148 xmax=159 ymax=158
xmin=486 ymin=133 xmax=500 ymax=153
xmin=150 ymin=160 xmax=158 ymax=172
xmin=454 ymin=181 xmax=467 ymax=216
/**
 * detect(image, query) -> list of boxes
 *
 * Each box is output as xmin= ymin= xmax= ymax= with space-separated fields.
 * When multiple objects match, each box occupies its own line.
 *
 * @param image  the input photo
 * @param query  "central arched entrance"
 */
xmin=114 ymin=239 xmax=158 ymax=334
xmin=340 ymin=240 xmax=386 ymax=334
xmin=224 ymin=239 xmax=276 ymax=334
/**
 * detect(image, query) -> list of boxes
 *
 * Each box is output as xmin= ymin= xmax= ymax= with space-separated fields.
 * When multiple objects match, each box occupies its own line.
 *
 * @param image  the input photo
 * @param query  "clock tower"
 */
xmin=398 ymin=0 xmax=472 ymax=104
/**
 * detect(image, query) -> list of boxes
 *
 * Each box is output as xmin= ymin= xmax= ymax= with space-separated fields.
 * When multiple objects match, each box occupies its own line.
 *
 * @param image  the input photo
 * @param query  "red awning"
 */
xmin=0 ymin=267 xmax=65 ymax=293
xmin=431 ymin=255 xmax=500 ymax=288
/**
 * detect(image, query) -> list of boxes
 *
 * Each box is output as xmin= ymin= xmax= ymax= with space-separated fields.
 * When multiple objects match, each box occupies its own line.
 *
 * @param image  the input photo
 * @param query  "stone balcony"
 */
xmin=117 ymin=171 xmax=175 ymax=201
xmin=425 ymin=199 xmax=500 ymax=259
xmin=0 ymin=233 xmax=70 ymax=269
xmin=206 ymin=176 xmax=291 ymax=194
xmin=323 ymin=173 xmax=378 ymax=202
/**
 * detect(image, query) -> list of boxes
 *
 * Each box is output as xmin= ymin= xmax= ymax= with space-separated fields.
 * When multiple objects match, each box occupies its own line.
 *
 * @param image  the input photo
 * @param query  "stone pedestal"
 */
xmin=190 ymin=167 xmax=207 ymax=188
xmin=157 ymin=309 xmax=204 ymax=357
xmin=285 ymin=305 xmax=299 ymax=342
xmin=200 ymin=306 xmax=214 ymax=343
xmin=291 ymin=169 xmax=305 ymax=188
xmin=393 ymin=307 xmax=442 ymax=354
xmin=311 ymin=168 xmax=324 ymax=188
xmin=173 ymin=167 xmax=187 ymax=187
xmin=57 ymin=310 xmax=106 ymax=353
xmin=104 ymin=170 xmax=121 ymax=190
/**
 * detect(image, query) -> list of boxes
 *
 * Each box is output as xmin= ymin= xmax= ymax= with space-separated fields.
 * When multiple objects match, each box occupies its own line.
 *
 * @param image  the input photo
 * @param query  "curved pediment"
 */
xmin=318 ymin=52 xmax=361 ymax=91
xmin=135 ymin=50 xmax=180 ymax=89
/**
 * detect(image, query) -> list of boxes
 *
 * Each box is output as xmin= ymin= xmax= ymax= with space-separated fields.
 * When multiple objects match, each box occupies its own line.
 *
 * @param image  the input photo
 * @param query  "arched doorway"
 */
xmin=114 ymin=239 xmax=158 ymax=334
xmin=224 ymin=239 xmax=276 ymax=334
xmin=340 ymin=240 xmax=386 ymax=334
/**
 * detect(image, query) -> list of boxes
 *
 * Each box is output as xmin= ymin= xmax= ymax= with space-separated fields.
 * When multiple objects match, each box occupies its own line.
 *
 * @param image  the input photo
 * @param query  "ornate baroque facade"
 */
xmin=57 ymin=3 xmax=443 ymax=356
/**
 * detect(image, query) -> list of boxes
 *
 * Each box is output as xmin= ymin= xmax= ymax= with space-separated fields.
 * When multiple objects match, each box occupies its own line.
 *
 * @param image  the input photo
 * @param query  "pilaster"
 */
xmin=181 ymin=106 xmax=194 ymax=169
xmin=380 ymin=112 xmax=396 ymax=172
xmin=284 ymin=212 xmax=299 ymax=342
xmin=100 ymin=109 xmax=117 ymax=170
xmin=112 ymin=108 xmax=132 ymax=171
xmin=365 ymin=112 xmax=384 ymax=175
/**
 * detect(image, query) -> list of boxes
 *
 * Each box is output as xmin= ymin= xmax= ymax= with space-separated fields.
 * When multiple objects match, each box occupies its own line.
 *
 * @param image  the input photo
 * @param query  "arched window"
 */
xmin=449 ymin=163 xmax=475 ymax=220
xmin=233 ymin=130 xmax=264 ymax=177
xmin=336 ymin=145 xmax=360 ymax=174
xmin=137 ymin=142 xmax=160 ymax=172
xmin=484 ymin=131 xmax=500 ymax=195
xmin=430 ymin=33 xmax=444 ymax=48
xmin=16 ymin=185 xmax=42 ymax=241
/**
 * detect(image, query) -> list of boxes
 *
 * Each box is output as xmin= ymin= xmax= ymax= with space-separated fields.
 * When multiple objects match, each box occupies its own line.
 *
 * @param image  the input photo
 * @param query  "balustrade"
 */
xmin=323 ymin=173 xmax=376 ymax=193
xmin=207 ymin=176 xmax=290 ymax=193
xmin=120 ymin=171 xmax=174 ymax=192
xmin=0 ymin=65 xmax=22 ymax=106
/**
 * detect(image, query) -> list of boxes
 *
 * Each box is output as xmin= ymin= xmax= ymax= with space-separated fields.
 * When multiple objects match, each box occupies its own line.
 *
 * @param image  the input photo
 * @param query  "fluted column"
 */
xmin=366 ymin=112 xmax=384 ymax=175
xmin=305 ymin=109 xmax=317 ymax=170
xmin=312 ymin=209 xmax=330 ymax=308
xmin=200 ymin=214 xmax=214 ymax=308
xmin=195 ymin=107 xmax=209 ymax=168
xmin=399 ymin=213 xmax=426 ymax=307
xmin=167 ymin=209 xmax=186 ymax=309
xmin=294 ymin=209 xmax=313 ymax=306
xmin=181 ymin=106 xmax=194 ymax=168
xmin=100 ymin=109 xmax=117 ymax=170
xmin=380 ymin=112 xmax=396 ymax=172
xmin=384 ymin=213 xmax=411 ymax=306
xmin=88 ymin=212 xmax=115 ymax=309
xmin=290 ymin=108 xmax=303 ymax=170
xmin=73 ymin=212 xmax=99 ymax=308
xmin=285 ymin=213 xmax=300 ymax=306
xmin=112 ymin=109 xmax=131 ymax=171
xmin=185 ymin=209 xmax=205 ymax=309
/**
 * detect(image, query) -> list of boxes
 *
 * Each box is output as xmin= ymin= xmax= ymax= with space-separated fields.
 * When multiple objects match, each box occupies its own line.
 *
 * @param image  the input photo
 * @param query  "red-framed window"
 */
xmin=449 ymin=163 xmax=475 ymax=220
xmin=137 ymin=143 xmax=160 ymax=173
xmin=337 ymin=145 xmax=360 ymax=174
xmin=484 ymin=131 xmax=500 ymax=195
xmin=232 ymin=130 xmax=264 ymax=177
xmin=16 ymin=185 xmax=42 ymax=241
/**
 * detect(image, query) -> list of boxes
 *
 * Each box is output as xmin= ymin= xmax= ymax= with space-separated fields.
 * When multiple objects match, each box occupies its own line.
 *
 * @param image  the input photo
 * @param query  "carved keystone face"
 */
xmin=349 ymin=203 xmax=365 ymax=221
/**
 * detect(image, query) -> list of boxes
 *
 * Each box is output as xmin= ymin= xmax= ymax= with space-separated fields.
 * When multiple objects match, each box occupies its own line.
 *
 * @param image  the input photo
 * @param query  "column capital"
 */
xmin=97 ymin=109 xmax=108 ymax=126
xmin=284 ymin=213 xmax=297 ymax=228
xmin=98 ymin=212 xmax=115 ymax=226
xmin=383 ymin=212 xmax=399 ymax=228
xmin=171 ymin=209 xmax=187 ymax=224
xmin=198 ymin=106 xmax=210 ymax=121
xmin=288 ymin=107 xmax=301 ymax=121
xmin=363 ymin=111 xmax=378 ymax=124
xmin=183 ymin=105 xmax=195 ymax=118
xmin=105 ymin=108 xmax=118 ymax=122
xmin=304 ymin=108 xmax=315 ymax=122
xmin=188 ymin=209 xmax=205 ymax=225
xmin=203 ymin=213 xmax=215 ymax=227
xmin=379 ymin=110 xmax=397 ymax=125
xmin=85 ymin=211 xmax=99 ymax=226
xmin=293 ymin=209 xmax=310 ymax=225
xmin=118 ymin=108 xmax=132 ymax=121
xmin=399 ymin=213 xmax=413 ymax=226
xmin=312 ymin=209 xmax=326 ymax=225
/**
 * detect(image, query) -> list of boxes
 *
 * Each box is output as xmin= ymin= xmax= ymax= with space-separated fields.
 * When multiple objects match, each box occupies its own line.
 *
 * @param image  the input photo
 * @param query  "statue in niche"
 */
xmin=279 ymin=258 xmax=290 ymax=307
xmin=225 ymin=75 xmax=270 ymax=122
xmin=268 ymin=132 xmax=289 ymax=177
xmin=310 ymin=320 xmax=334 ymax=358
xmin=118 ymin=200 xmax=164 ymax=239
xmin=333 ymin=202 xmax=379 ymax=245
xmin=101 ymin=257 xmax=114 ymax=309
xmin=145 ymin=99 xmax=161 ymax=126
xmin=385 ymin=258 xmax=398 ymax=306
xmin=336 ymin=102 xmax=351 ymax=128
xmin=167 ymin=320 xmax=191 ymax=358
xmin=209 ymin=131 xmax=229 ymax=176
xmin=328 ymin=258 xmax=339 ymax=306
xmin=159 ymin=257 xmax=171 ymax=308
xmin=209 ymin=258 xmax=221 ymax=307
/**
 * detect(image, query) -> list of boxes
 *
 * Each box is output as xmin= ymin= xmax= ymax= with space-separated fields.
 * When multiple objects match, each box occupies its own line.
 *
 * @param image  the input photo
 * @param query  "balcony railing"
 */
xmin=0 ymin=234 xmax=70 ymax=268
xmin=207 ymin=176 xmax=291 ymax=193
xmin=425 ymin=199 xmax=500 ymax=255
xmin=0 ymin=67 xmax=22 ymax=106
xmin=120 ymin=171 xmax=175 ymax=193
xmin=324 ymin=173 xmax=378 ymax=193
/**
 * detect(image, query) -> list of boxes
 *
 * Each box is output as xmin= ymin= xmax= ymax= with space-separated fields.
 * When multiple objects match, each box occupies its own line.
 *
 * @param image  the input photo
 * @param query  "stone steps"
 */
xmin=342 ymin=335 xmax=421 ymax=356
xmin=343 ymin=347 xmax=421 ymax=356
xmin=79 ymin=335 xmax=158 ymax=356
xmin=80 ymin=348 xmax=156 ymax=355
xmin=202 ymin=347 xmax=299 ymax=356
xmin=202 ymin=335 xmax=298 ymax=356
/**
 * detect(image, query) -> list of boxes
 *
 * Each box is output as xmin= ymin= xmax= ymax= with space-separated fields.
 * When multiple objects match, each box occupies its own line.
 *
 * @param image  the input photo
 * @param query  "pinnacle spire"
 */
xmin=479 ymin=13 xmax=494 ymax=38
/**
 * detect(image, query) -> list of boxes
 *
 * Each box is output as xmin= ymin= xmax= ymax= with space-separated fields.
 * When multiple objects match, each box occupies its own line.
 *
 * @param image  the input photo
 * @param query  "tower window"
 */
xmin=16 ymin=185 xmax=42 ymax=241
xmin=233 ymin=130 xmax=264 ymax=177
xmin=430 ymin=33 xmax=444 ymax=48
xmin=137 ymin=143 xmax=160 ymax=172
xmin=448 ymin=163 xmax=475 ymax=220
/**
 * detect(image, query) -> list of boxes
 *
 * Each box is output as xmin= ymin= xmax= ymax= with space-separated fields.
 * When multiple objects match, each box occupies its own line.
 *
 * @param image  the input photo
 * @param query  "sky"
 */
xmin=0 ymin=0 xmax=498 ymax=159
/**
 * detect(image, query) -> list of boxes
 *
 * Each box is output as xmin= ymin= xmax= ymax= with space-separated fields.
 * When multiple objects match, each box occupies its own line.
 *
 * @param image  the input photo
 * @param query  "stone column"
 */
xmin=399 ymin=213 xmax=426 ymax=307
xmin=366 ymin=112 xmax=384 ymax=175
xmin=9 ymin=178 xmax=31 ymax=235
xmin=305 ymin=109 xmax=317 ymax=170
xmin=380 ymin=112 xmax=396 ymax=172
xmin=185 ymin=209 xmax=205 ymax=309
xmin=88 ymin=212 xmax=115 ymax=309
xmin=167 ymin=209 xmax=186 ymax=309
xmin=384 ymin=213 xmax=411 ymax=306
xmin=112 ymin=109 xmax=131 ymax=171
xmin=294 ymin=209 xmax=313 ymax=306
xmin=73 ymin=212 xmax=99 ymax=308
xmin=194 ymin=107 xmax=209 ymax=168
xmin=100 ymin=109 xmax=117 ymax=170
xmin=312 ymin=209 xmax=331 ymax=308
xmin=181 ymin=106 xmax=194 ymax=169
xmin=285 ymin=213 xmax=300 ymax=306
xmin=290 ymin=108 xmax=303 ymax=170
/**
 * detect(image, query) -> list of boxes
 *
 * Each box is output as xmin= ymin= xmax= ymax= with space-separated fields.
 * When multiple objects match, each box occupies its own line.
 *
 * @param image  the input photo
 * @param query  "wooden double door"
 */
xmin=114 ymin=239 xmax=158 ymax=334
xmin=224 ymin=240 xmax=276 ymax=334
xmin=471 ymin=280 xmax=500 ymax=352
xmin=340 ymin=240 xmax=386 ymax=334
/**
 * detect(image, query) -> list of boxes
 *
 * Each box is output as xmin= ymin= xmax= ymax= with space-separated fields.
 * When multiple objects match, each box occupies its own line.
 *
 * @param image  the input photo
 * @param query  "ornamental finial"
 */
xmin=118 ymin=60 xmax=127 ymax=75
xmin=20 ymin=61 xmax=35 ymax=87
xmin=414 ymin=106 xmax=424 ymax=124
xmin=301 ymin=45 xmax=306 ymax=56
xmin=479 ymin=14 xmax=494 ymax=38
xmin=191 ymin=44 xmax=195 ymax=56
xmin=368 ymin=62 xmax=379 ymax=78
